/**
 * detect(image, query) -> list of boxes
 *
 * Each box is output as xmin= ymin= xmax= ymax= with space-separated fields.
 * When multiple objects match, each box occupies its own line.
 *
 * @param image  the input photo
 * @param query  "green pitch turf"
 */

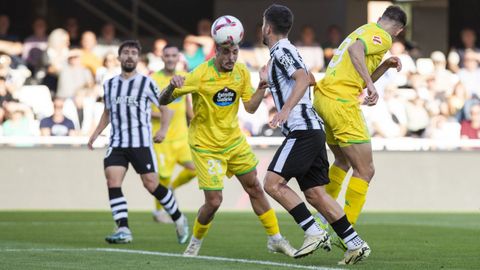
xmin=0 ymin=212 xmax=479 ymax=270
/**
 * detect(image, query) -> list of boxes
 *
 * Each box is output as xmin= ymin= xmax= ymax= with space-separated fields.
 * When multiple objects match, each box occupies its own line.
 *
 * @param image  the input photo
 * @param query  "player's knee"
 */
xmin=206 ymin=195 xmax=223 ymax=210
xmin=304 ymin=187 xmax=325 ymax=205
xmin=245 ymin=181 xmax=263 ymax=197
xmin=263 ymin=178 xmax=279 ymax=197
xmin=142 ymin=175 xmax=158 ymax=192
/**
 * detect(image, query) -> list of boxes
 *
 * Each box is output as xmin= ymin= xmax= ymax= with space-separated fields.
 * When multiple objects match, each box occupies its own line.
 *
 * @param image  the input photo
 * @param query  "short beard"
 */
xmin=122 ymin=64 xmax=136 ymax=73
xmin=262 ymin=36 xmax=268 ymax=46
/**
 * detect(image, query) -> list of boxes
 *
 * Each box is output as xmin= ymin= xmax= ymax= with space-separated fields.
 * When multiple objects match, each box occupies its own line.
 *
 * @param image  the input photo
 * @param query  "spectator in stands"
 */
xmin=196 ymin=18 xmax=215 ymax=59
xmin=0 ymin=75 xmax=15 ymax=123
xmin=95 ymin=52 xmax=120 ymax=85
xmin=0 ymin=53 xmax=29 ymax=92
xmin=147 ymin=38 xmax=167 ymax=72
xmin=65 ymin=17 xmax=80 ymax=48
xmin=22 ymin=17 xmax=48 ymax=80
xmin=460 ymin=103 xmax=480 ymax=140
xmin=41 ymin=28 xmax=70 ymax=95
xmin=430 ymin=51 xmax=458 ymax=95
xmin=80 ymin=31 xmax=102 ymax=76
xmin=447 ymin=50 xmax=461 ymax=73
xmin=448 ymin=82 xmax=468 ymax=117
xmin=458 ymin=50 xmax=480 ymax=98
xmin=455 ymin=28 xmax=480 ymax=68
xmin=182 ymin=35 xmax=214 ymax=71
xmin=427 ymin=114 xmax=461 ymax=150
xmin=39 ymin=98 xmax=76 ymax=136
xmin=322 ymin=24 xmax=342 ymax=65
xmin=388 ymin=40 xmax=416 ymax=87
xmin=0 ymin=14 xmax=18 ymax=41
xmin=1 ymin=105 xmax=36 ymax=137
xmin=295 ymin=25 xmax=324 ymax=72
xmin=136 ymin=54 xmax=151 ymax=76
xmin=405 ymin=91 xmax=430 ymax=137
xmin=96 ymin=23 xmax=120 ymax=58
xmin=260 ymin=107 xmax=283 ymax=137
xmin=56 ymin=49 xmax=94 ymax=127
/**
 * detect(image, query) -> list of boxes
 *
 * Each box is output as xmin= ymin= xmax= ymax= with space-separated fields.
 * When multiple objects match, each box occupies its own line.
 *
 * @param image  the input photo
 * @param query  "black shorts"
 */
xmin=268 ymin=130 xmax=330 ymax=191
xmin=104 ymin=147 xmax=157 ymax=174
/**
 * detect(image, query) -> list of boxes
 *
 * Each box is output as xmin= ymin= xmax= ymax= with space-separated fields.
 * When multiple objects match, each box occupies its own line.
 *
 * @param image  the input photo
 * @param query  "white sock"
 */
xmin=305 ymin=222 xmax=323 ymax=236
xmin=191 ymin=236 xmax=202 ymax=243
xmin=174 ymin=214 xmax=185 ymax=226
xmin=346 ymin=236 xmax=364 ymax=250
xmin=268 ymin=233 xmax=283 ymax=241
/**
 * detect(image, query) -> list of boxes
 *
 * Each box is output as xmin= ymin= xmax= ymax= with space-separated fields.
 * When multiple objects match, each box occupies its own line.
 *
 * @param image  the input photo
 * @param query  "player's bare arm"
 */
xmin=87 ymin=108 xmax=110 ymax=150
xmin=159 ymin=75 xmax=185 ymax=105
xmin=243 ymin=65 xmax=269 ymax=113
xmin=154 ymin=106 xmax=173 ymax=143
xmin=348 ymin=40 xmax=378 ymax=106
xmin=270 ymin=69 xmax=310 ymax=128
xmin=371 ymin=56 xmax=402 ymax=83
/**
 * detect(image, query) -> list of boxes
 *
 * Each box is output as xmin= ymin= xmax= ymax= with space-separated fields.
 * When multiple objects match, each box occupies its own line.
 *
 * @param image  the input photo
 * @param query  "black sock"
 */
xmin=151 ymin=185 xmax=182 ymax=221
xmin=330 ymin=215 xmax=360 ymax=245
xmin=288 ymin=202 xmax=317 ymax=232
xmin=108 ymin=187 xmax=128 ymax=228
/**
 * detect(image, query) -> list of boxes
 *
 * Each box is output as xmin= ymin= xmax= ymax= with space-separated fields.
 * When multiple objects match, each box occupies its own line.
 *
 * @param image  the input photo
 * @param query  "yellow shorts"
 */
xmin=191 ymin=137 xmax=258 ymax=190
xmin=153 ymin=138 xmax=193 ymax=179
xmin=313 ymin=91 xmax=370 ymax=146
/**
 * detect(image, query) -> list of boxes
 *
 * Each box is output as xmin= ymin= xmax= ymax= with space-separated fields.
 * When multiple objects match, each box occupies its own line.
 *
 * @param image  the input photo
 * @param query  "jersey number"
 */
xmin=207 ymin=159 xmax=222 ymax=175
xmin=328 ymin=37 xmax=352 ymax=68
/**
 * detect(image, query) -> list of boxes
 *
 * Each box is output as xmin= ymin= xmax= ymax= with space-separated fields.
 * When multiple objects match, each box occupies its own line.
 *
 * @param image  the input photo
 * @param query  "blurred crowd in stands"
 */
xmin=0 ymin=14 xmax=479 ymax=144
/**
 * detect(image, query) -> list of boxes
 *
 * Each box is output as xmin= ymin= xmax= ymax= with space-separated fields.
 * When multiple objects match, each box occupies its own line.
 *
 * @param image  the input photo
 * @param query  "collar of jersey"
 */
xmin=119 ymin=72 xmax=139 ymax=81
xmin=269 ymin=38 xmax=290 ymax=56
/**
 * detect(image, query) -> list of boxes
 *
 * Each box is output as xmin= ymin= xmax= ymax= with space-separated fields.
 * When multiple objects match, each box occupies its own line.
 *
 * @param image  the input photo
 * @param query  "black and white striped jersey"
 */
xmin=103 ymin=73 xmax=160 ymax=148
xmin=268 ymin=38 xmax=323 ymax=136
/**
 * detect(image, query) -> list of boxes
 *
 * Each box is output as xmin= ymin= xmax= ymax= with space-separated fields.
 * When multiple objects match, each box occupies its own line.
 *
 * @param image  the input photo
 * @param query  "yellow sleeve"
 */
xmin=357 ymin=30 xmax=391 ymax=55
xmin=172 ymin=68 xmax=200 ymax=99
xmin=240 ymin=66 xmax=255 ymax=103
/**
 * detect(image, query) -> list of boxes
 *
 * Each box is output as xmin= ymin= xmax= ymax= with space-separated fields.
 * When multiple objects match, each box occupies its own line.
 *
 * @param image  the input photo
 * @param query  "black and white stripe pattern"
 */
xmin=268 ymin=38 xmax=323 ymax=136
xmin=103 ymin=73 xmax=160 ymax=148
xmin=273 ymin=138 xmax=296 ymax=172
xmin=159 ymin=190 xmax=179 ymax=218
xmin=110 ymin=196 xmax=128 ymax=224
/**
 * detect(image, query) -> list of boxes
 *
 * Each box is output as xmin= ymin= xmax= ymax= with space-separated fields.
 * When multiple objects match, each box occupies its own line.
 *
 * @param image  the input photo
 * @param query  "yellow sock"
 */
xmin=193 ymin=218 xmax=212 ymax=240
xmin=344 ymin=176 xmax=369 ymax=225
xmin=326 ymin=165 xmax=348 ymax=199
xmin=258 ymin=208 xmax=280 ymax=236
xmin=155 ymin=177 xmax=171 ymax=211
xmin=171 ymin=168 xmax=196 ymax=190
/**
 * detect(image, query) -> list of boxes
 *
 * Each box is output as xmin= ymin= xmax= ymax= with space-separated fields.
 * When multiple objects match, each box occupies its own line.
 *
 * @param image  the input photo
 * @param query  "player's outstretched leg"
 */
xmin=238 ymin=170 xmax=297 ymax=257
xmin=105 ymin=187 xmax=132 ymax=244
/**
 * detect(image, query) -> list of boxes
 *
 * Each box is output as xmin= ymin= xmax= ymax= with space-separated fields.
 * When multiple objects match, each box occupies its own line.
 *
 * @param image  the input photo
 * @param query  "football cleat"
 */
xmin=294 ymin=230 xmax=331 ymax=259
xmin=267 ymin=237 xmax=297 ymax=257
xmin=338 ymin=241 xmax=371 ymax=265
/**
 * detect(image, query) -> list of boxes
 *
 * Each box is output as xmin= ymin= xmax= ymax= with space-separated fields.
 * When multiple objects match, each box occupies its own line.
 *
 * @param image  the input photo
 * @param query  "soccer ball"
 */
xmin=211 ymin=15 xmax=244 ymax=45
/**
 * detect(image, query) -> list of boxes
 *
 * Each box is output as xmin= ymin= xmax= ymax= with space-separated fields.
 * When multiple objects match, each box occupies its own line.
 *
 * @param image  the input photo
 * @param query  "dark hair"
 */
xmin=263 ymin=4 xmax=293 ymax=35
xmin=381 ymin=5 xmax=407 ymax=27
xmin=118 ymin=40 xmax=142 ymax=55
xmin=162 ymin=44 xmax=179 ymax=52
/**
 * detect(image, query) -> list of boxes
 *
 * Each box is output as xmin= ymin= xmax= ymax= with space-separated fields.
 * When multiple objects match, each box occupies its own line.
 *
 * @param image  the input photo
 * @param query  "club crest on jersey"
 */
xmin=213 ymin=87 xmax=236 ymax=106
xmin=372 ymin=35 xmax=382 ymax=45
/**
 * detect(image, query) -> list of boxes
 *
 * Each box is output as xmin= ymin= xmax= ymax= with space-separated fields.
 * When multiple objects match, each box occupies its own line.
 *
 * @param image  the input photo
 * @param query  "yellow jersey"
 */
xmin=151 ymin=70 xmax=189 ymax=142
xmin=317 ymin=22 xmax=392 ymax=102
xmin=172 ymin=58 xmax=255 ymax=151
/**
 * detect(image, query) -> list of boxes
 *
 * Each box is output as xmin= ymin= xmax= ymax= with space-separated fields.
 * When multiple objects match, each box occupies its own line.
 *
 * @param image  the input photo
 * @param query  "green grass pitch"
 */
xmin=0 ymin=212 xmax=479 ymax=270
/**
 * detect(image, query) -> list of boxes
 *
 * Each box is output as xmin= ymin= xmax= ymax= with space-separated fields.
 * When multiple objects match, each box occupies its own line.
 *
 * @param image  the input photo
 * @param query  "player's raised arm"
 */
xmin=153 ymin=106 xmax=173 ymax=143
xmin=243 ymin=65 xmax=269 ymax=113
xmin=159 ymin=75 xmax=184 ymax=105
xmin=348 ymin=40 xmax=378 ymax=106
xmin=371 ymin=56 xmax=402 ymax=83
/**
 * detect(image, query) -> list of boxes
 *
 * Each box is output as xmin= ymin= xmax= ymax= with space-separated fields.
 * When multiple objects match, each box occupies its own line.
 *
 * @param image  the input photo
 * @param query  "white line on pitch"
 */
xmin=1 ymin=248 xmax=345 ymax=270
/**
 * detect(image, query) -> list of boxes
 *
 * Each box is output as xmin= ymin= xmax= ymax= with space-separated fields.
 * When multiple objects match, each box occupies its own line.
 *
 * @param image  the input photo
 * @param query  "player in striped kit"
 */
xmin=260 ymin=4 xmax=370 ymax=264
xmin=88 ymin=40 xmax=189 ymax=245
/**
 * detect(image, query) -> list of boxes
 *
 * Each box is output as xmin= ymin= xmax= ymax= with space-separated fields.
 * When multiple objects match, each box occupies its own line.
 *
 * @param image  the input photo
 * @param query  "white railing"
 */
xmin=1 ymin=136 xmax=480 ymax=151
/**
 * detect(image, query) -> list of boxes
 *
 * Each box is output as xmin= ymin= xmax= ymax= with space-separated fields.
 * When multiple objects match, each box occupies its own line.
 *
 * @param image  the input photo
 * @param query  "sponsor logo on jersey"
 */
xmin=279 ymin=53 xmax=295 ymax=69
xmin=372 ymin=35 xmax=382 ymax=45
xmin=114 ymin=96 xmax=139 ymax=106
xmin=213 ymin=87 xmax=236 ymax=106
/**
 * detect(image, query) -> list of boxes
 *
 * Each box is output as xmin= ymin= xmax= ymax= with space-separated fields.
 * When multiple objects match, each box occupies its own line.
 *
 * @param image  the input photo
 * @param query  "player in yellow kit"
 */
xmin=159 ymin=39 xmax=296 ymax=257
xmin=151 ymin=45 xmax=196 ymax=224
xmin=313 ymin=6 xmax=407 ymax=235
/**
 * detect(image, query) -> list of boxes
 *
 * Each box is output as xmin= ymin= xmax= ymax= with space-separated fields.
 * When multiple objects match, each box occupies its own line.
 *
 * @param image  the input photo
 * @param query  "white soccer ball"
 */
xmin=211 ymin=15 xmax=244 ymax=45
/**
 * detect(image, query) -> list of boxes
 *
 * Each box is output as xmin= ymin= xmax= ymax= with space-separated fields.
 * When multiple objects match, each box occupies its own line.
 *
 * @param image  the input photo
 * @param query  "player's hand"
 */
xmin=170 ymin=75 xmax=185 ymax=89
xmin=259 ymin=64 xmax=269 ymax=82
xmin=87 ymin=134 xmax=97 ymax=150
xmin=308 ymin=71 xmax=316 ymax=86
xmin=386 ymin=56 xmax=402 ymax=72
xmin=269 ymin=108 xmax=291 ymax=128
xmin=154 ymin=130 xmax=167 ymax=143
xmin=365 ymin=83 xmax=379 ymax=106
